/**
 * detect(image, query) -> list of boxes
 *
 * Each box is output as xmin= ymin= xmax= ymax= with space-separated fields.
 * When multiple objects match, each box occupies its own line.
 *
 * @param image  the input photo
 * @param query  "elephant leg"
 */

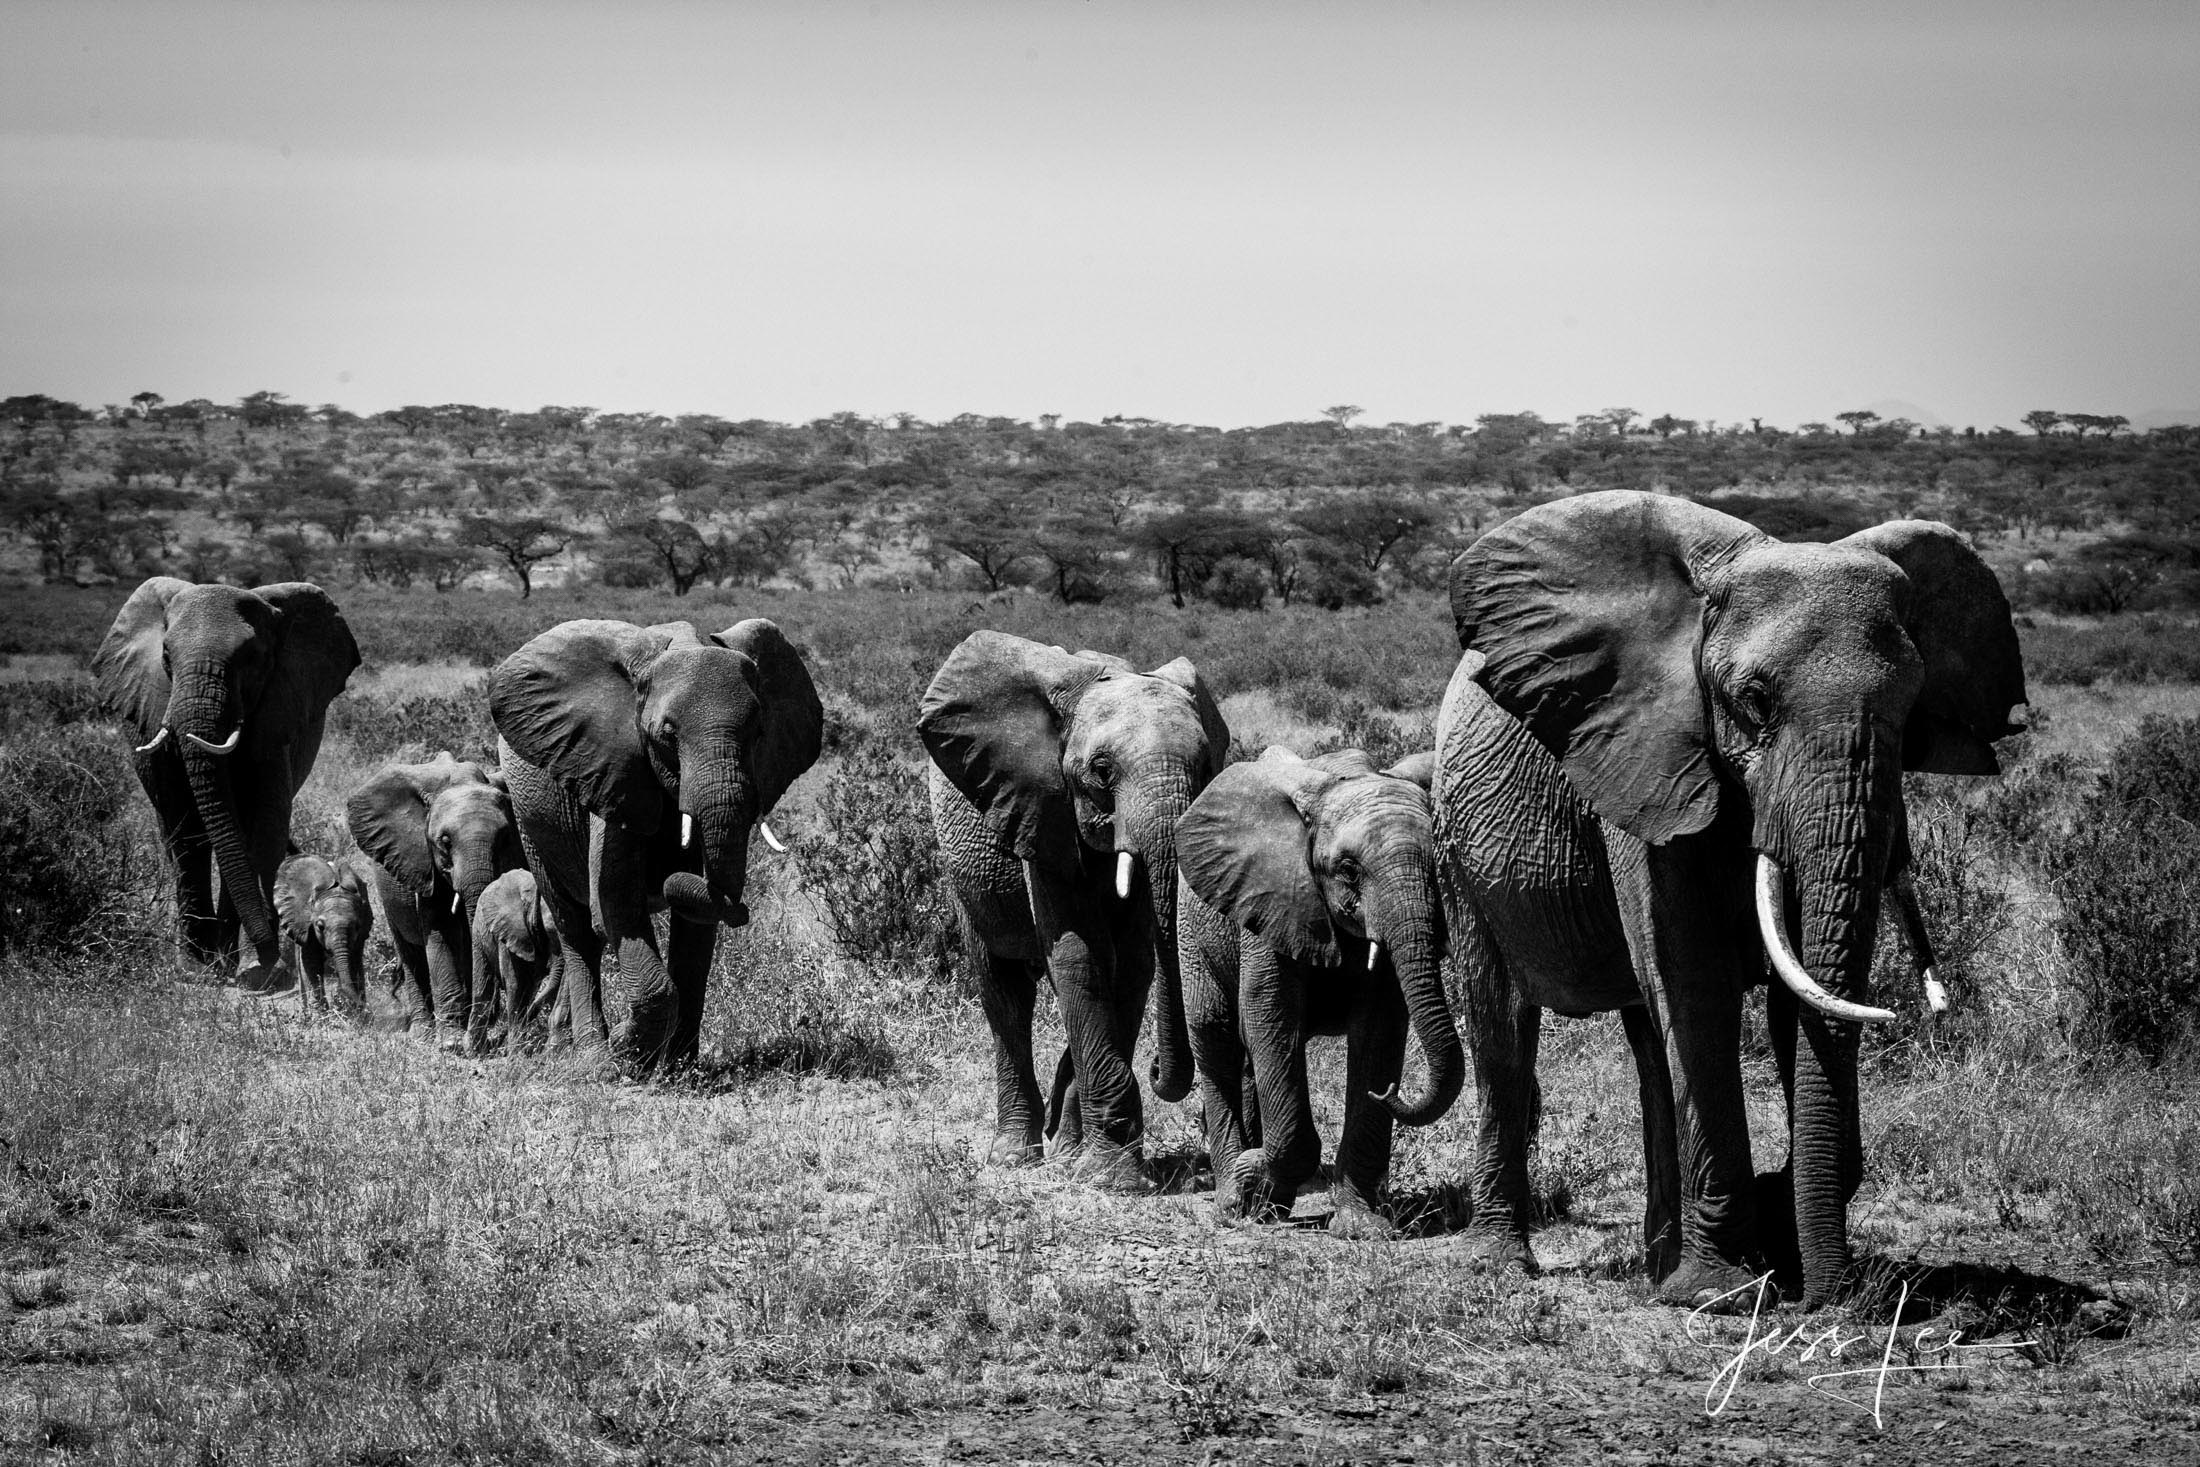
xmin=1026 ymin=866 xmax=1144 ymax=1189
xmin=387 ymin=930 xmax=435 ymax=1034
xmin=952 ymin=883 xmax=1047 ymax=1164
xmin=1045 ymin=1048 xmax=1080 ymax=1149
xmin=665 ymin=914 xmax=718 ymax=1070
xmin=147 ymin=764 xmax=223 ymax=965
xmin=1237 ymin=944 xmax=1317 ymax=1217
xmin=1615 ymin=838 xmax=1762 ymax=1308
xmin=1332 ymin=976 xmax=1407 ymax=1240
xmin=1184 ymin=967 xmax=1252 ymax=1213
xmin=235 ymin=760 xmax=293 ymax=987
xmin=1455 ymin=914 xmax=1541 ymax=1274
xmin=424 ymin=916 xmax=472 ymax=1052
xmin=297 ymin=938 xmax=327 ymax=1011
xmin=1621 ymin=1004 xmax=1682 ymax=1282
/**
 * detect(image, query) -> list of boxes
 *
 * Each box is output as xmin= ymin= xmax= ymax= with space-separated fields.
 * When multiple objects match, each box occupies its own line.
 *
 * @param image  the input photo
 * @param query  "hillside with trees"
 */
xmin=4 ymin=392 xmax=2196 ymax=617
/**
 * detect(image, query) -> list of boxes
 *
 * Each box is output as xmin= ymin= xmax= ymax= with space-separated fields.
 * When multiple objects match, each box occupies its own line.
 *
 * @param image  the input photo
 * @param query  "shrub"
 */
xmin=0 ymin=727 xmax=154 ymax=955
xmin=787 ymin=737 xmax=961 ymax=983
xmin=2040 ymin=716 xmax=2200 ymax=1059
xmin=1867 ymin=778 xmax=2012 ymax=1045
xmin=325 ymin=681 xmax=499 ymax=765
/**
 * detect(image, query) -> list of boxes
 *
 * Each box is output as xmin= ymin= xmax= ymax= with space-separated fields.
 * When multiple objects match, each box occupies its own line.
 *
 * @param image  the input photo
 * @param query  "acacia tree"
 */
xmin=915 ymin=487 xmax=1035 ymax=591
xmin=1834 ymin=410 xmax=1882 ymax=436
xmin=462 ymin=513 xmax=572 ymax=598
xmin=1294 ymin=493 xmax=1434 ymax=577
xmin=610 ymin=514 xmax=715 ymax=595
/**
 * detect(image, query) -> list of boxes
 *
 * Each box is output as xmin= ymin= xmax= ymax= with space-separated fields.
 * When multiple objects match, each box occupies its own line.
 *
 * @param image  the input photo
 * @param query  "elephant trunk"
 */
xmin=325 ymin=920 xmax=366 ymax=1012
xmin=1126 ymin=767 xmax=1196 ymax=1105
xmin=1367 ymin=851 xmax=1462 ymax=1128
xmin=1761 ymin=725 xmax=1899 ymax=1309
xmin=172 ymin=660 xmax=278 ymax=970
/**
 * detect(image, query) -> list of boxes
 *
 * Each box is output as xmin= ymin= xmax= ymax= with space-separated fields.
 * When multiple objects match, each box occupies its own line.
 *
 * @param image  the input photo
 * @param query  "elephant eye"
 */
xmin=1733 ymin=679 xmax=1775 ymax=734
xmin=658 ymin=716 xmax=679 ymax=740
xmin=1087 ymin=755 xmax=1114 ymax=788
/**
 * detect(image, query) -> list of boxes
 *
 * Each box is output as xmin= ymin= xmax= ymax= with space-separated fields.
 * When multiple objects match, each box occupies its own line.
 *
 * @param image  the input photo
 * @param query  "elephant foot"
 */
xmin=1656 ymin=1256 xmax=1773 ymax=1314
xmin=1326 ymin=1188 xmax=1397 ymax=1241
xmin=1069 ymin=1142 xmax=1151 ymax=1194
xmin=234 ymin=958 xmax=280 ymax=993
xmin=987 ymin=1130 xmax=1045 ymax=1167
xmin=1464 ymin=1231 xmax=1540 ymax=1277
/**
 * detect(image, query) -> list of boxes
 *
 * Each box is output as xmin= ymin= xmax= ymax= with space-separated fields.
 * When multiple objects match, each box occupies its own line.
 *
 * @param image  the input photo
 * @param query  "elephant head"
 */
xmin=273 ymin=852 xmax=373 ymax=1011
xmin=1452 ymin=489 xmax=2025 ymax=1303
xmin=1177 ymin=746 xmax=1463 ymax=1126
xmin=94 ymin=577 xmax=360 ymax=972
xmin=488 ymin=618 xmax=822 ymax=929
xmin=346 ymin=752 xmax=522 ymax=937
xmin=475 ymin=867 xmax=556 ymax=1030
xmin=918 ymin=629 xmax=1232 ymax=1103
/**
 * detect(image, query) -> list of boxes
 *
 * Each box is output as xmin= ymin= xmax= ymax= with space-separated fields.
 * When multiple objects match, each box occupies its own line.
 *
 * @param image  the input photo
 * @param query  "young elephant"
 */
xmin=1175 ymin=747 xmax=1464 ymax=1236
xmin=470 ymin=868 xmax=564 ymax=1051
xmin=272 ymin=852 xmax=373 ymax=1015
xmin=346 ymin=752 xmax=524 ymax=1051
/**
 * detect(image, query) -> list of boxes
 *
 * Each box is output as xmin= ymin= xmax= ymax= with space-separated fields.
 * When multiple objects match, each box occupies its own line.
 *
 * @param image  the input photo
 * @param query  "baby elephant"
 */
xmin=470 ymin=868 xmax=564 ymax=1052
xmin=272 ymin=853 xmax=374 ymax=1015
xmin=1176 ymin=747 xmax=1464 ymax=1237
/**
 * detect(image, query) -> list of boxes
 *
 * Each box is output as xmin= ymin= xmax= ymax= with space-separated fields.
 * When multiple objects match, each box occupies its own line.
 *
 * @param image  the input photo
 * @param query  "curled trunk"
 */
xmin=1127 ymin=770 xmax=1196 ymax=1104
xmin=1368 ymin=854 xmax=1463 ymax=1127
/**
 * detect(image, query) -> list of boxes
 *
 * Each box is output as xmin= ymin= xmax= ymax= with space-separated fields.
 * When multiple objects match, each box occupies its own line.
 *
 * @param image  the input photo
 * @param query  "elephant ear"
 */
xmin=711 ymin=619 xmax=825 ymax=815
xmin=345 ymin=754 xmax=477 ymax=895
xmin=1452 ymin=490 xmax=1763 ymax=844
xmin=917 ymin=631 xmax=1110 ymax=873
xmin=273 ymin=857 xmax=323 ymax=943
xmin=93 ymin=576 xmax=191 ymax=744
xmin=1178 ymin=748 xmax=1341 ymax=965
xmin=491 ymin=620 xmax=677 ymax=832
xmin=1307 ymin=748 xmax=1381 ymax=779
xmin=1146 ymin=656 xmax=1233 ymax=780
xmin=249 ymin=583 xmax=361 ymax=752
xmin=1383 ymin=751 xmax=1437 ymax=790
xmin=1838 ymin=521 xmax=2029 ymax=774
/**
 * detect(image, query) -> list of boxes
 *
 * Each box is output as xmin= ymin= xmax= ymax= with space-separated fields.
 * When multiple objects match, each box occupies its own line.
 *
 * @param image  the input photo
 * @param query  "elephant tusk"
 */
xmin=134 ymin=726 xmax=171 ymax=755
xmin=1889 ymin=869 xmax=1951 ymax=1015
xmin=451 ymin=891 xmax=462 ymax=916
xmin=681 ymin=813 xmax=694 ymax=849
xmin=183 ymin=727 xmax=242 ymax=755
xmin=760 ymin=820 xmax=787 ymax=854
xmin=1754 ymin=854 xmax=1897 ymax=1025
xmin=1115 ymin=851 xmax=1134 ymax=900
xmin=1367 ymin=940 xmax=1382 ymax=973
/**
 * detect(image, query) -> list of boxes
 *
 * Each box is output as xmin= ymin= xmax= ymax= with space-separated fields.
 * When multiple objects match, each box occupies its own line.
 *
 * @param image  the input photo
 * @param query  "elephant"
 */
xmin=346 ymin=752 xmax=525 ymax=1052
xmin=93 ymin=577 xmax=361 ymax=987
xmin=471 ymin=868 xmax=564 ymax=1051
xmin=489 ymin=618 xmax=822 ymax=1074
xmin=272 ymin=852 xmax=374 ymax=1015
xmin=918 ymin=630 xmax=1230 ymax=1190
xmin=1440 ymin=489 xmax=2024 ymax=1309
xmin=1175 ymin=746 xmax=1464 ymax=1236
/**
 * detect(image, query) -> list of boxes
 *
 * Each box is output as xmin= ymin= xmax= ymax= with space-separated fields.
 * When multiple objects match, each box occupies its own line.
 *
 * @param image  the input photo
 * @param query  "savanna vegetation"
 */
xmin=5 ymin=391 xmax=2200 ymax=1461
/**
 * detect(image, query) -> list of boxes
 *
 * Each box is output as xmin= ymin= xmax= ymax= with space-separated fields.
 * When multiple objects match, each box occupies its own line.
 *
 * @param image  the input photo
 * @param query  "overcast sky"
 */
xmin=3 ymin=0 xmax=2195 ymax=430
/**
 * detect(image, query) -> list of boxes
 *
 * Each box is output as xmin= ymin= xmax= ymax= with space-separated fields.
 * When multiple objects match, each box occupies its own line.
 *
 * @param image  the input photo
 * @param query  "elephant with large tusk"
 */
xmin=489 ymin=617 xmax=822 ymax=1075
xmin=1176 ymin=747 xmax=1463 ymax=1236
xmin=1442 ymin=490 xmax=2025 ymax=1309
xmin=93 ymin=577 xmax=360 ymax=988
xmin=919 ymin=631 xmax=1230 ymax=1191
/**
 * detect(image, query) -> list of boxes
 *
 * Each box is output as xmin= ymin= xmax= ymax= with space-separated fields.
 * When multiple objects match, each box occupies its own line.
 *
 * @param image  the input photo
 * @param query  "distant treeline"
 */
xmin=3 ymin=392 xmax=2196 ymax=615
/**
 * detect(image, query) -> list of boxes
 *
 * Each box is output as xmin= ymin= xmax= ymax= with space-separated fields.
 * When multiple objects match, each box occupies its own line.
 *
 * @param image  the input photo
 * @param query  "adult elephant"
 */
xmin=346 ymin=752 xmax=524 ymax=1051
xmin=93 ymin=577 xmax=360 ymax=987
xmin=919 ymin=631 xmax=1229 ymax=1190
xmin=489 ymin=618 xmax=822 ymax=1074
xmin=1175 ymin=747 xmax=1463 ymax=1236
xmin=1443 ymin=490 xmax=2023 ymax=1309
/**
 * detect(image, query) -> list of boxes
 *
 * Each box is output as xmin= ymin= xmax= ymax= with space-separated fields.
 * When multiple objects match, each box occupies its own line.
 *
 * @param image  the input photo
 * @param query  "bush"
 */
xmin=1868 ymin=778 xmax=2012 ymax=1044
xmin=2020 ymin=616 xmax=2200 ymax=686
xmin=0 ymin=727 xmax=154 ymax=955
xmin=786 ymin=737 xmax=961 ymax=982
xmin=2041 ymin=716 xmax=2200 ymax=1059
xmin=325 ymin=681 xmax=499 ymax=765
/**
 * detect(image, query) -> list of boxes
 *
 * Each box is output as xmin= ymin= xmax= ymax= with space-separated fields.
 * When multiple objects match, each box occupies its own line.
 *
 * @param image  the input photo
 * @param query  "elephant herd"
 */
xmin=93 ymin=491 xmax=2026 ymax=1311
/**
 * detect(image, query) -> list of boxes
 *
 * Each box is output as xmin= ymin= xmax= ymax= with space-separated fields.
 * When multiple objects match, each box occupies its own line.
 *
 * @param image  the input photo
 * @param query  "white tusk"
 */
xmin=1922 ymin=967 xmax=1950 ymax=1014
xmin=1115 ymin=851 xmax=1133 ymax=900
xmin=135 ymin=726 xmax=171 ymax=755
xmin=759 ymin=820 xmax=787 ymax=854
xmin=451 ymin=891 xmax=462 ymax=916
xmin=1754 ymin=854 xmax=1897 ymax=1025
xmin=1367 ymin=940 xmax=1382 ymax=972
xmin=681 ymin=813 xmax=694 ymax=849
xmin=183 ymin=727 xmax=242 ymax=755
